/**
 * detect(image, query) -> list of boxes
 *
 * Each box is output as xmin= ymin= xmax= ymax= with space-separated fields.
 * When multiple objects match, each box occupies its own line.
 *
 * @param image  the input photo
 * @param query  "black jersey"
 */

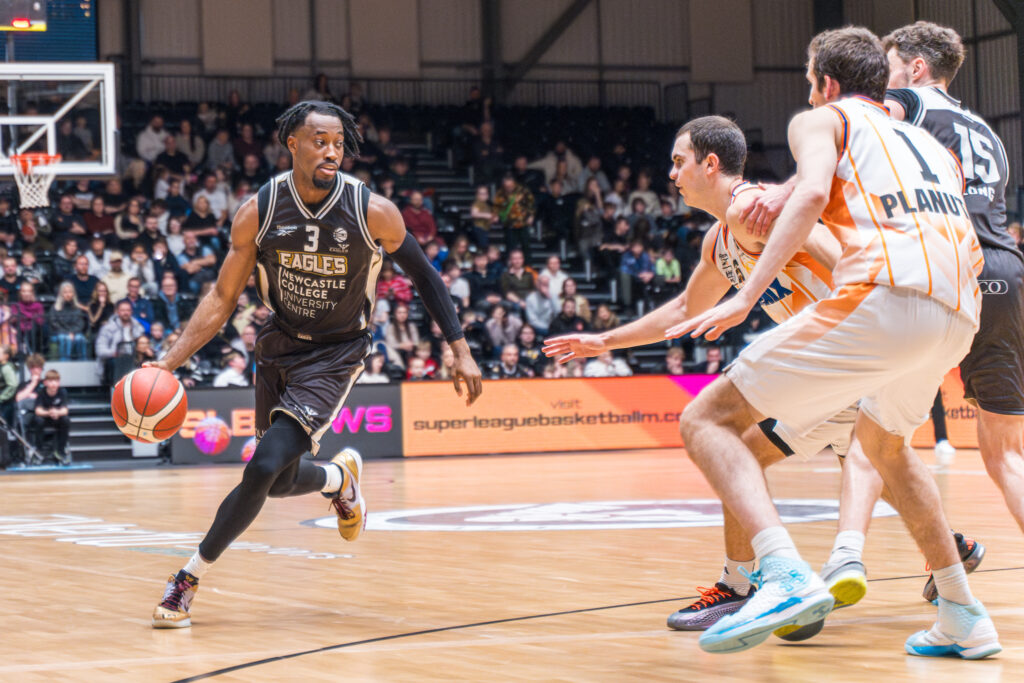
xmin=887 ymin=86 xmax=1017 ymax=255
xmin=255 ymin=171 xmax=384 ymax=341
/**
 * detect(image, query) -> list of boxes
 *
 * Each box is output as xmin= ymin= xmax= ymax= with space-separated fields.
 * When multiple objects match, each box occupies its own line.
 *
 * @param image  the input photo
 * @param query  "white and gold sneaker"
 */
xmin=323 ymin=448 xmax=365 ymax=542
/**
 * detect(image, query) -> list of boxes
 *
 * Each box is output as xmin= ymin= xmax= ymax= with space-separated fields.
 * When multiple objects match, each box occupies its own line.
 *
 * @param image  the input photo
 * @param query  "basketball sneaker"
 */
xmin=774 ymin=559 xmax=866 ymax=641
xmin=905 ymin=597 xmax=1001 ymax=659
xmin=922 ymin=533 xmax=985 ymax=602
xmin=323 ymin=448 xmax=365 ymax=542
xmin=667 ymin=583 xmax=754 ymax=631
xmin=698 ymin=555 xmax=834 ymax=653
xmin=152 ymin=571 xmax=198 ymax=629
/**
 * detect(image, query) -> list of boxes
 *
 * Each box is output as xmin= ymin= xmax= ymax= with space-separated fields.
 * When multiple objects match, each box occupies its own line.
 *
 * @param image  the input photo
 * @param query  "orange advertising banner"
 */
xmin=910 ymin=368 xmax=979 ymax=449
xmin=400 ymin=375 xmax=717 ymax=457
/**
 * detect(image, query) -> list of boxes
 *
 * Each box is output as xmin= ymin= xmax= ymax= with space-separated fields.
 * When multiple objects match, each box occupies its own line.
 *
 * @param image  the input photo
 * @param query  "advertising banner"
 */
xmin=171 ymin=384 xmax=402 ymax=463
xmin=400 ymin=375 xmax=718 ymax=457
xmin=910 ymin=369 xmax=978 ymax=450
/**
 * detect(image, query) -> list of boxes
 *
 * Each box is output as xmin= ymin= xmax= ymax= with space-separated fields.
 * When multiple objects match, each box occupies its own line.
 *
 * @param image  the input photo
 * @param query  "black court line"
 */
xmin=171 ymin=565 xmax=1024 ymax=682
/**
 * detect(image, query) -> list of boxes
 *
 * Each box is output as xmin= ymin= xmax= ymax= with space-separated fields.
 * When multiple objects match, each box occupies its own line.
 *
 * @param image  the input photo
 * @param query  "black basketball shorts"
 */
xmin=960 ymin=247 xmax=1024 ymax=415
xmin=254 ymin=321 xmax=370 ymax=454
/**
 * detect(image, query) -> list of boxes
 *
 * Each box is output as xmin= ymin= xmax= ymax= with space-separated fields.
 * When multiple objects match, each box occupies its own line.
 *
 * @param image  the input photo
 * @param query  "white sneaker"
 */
xmin=935 ymin=439 xmax=956 ymax=466
xmin=905 ymin=598 xmax=1001 ymax=659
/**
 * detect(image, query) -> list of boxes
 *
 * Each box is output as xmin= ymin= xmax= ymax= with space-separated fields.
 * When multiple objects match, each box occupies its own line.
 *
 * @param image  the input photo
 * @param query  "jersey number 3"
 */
xmin=304 ymin=225 xmax=319 ymax=252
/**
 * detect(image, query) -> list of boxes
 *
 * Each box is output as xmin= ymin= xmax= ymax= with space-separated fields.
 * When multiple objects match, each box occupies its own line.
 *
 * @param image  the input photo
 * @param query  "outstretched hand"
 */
xmin=142 ymin=360 xmax=173 ymax=372
xmin=542 ymin=333 xmax=607 ymax=364
xmin=664 ymin=295 xmax=754 ymax=342
xmin=739 ymin=182 xmax=789 ymax=237
xmin=450 ymin=350 xmax=483 ymax=406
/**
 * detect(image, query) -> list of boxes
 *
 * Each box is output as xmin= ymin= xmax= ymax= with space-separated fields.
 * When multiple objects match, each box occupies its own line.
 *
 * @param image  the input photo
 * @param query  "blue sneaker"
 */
xmin=905 ymin=598 xmax=1001 ymax=660
xmin=698 ymin=555 xmax=834 ymax=654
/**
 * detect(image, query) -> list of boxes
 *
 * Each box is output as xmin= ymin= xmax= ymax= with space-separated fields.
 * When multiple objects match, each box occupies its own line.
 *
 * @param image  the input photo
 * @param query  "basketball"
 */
xmin=111 ymin=367 xmax=188 ymax=443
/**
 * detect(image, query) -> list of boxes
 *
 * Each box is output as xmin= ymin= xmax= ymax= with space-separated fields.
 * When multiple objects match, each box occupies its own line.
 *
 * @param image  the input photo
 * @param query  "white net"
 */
xmin=11 ymin=154 xmax=60 ymax=208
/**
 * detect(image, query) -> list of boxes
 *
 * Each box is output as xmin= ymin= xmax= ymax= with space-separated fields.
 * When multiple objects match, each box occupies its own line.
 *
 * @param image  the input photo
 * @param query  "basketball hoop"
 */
xmin=10 ymin=153 xmax=61 ymax=208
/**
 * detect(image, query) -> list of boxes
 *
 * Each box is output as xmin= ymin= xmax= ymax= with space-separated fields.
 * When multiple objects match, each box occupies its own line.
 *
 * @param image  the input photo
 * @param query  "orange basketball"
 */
xmin=111 ymin=367 xmax=188 ymax=443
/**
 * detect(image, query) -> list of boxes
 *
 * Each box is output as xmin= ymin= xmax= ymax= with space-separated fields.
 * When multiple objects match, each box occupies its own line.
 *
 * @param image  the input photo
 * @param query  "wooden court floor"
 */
xmin=1 ymin=447 xmax=1023 ymax=682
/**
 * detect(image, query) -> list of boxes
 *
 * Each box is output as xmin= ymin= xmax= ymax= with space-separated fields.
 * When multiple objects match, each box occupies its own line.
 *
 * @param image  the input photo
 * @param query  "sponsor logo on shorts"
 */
xmin=305 ymin=499 xmax=896 ymax=532
xmin=979 ymin=279 xmax=1009 ymax=295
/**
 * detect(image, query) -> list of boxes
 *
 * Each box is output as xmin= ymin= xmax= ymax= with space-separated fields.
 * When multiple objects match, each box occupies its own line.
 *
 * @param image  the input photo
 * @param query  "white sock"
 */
xmin=182 ymin=551 xmax=212 ymax=580
xmin=719 ymin=557 xmax=756 ymax=596
xmin=829 ymin=530 xmax=865 ymax=566
xmin=751 ymin=526 xmax=801 ymax=562
xmin=321 ymin=462 xmax=343 ymax=495
xmin=933 ymin=563 xmax=974 ymax=606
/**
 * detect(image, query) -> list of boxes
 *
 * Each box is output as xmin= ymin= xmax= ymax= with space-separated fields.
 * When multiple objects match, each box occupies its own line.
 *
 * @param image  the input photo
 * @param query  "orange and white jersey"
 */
xmin=821 ymin=96 xmax=983 ymax=325
xmin=712 ymin=183 xmax=835 ymax=324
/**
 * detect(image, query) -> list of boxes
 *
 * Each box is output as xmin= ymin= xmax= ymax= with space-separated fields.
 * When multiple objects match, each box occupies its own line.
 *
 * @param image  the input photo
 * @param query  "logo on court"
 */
xmin=306 ymin=499 xmax=896 ymax=532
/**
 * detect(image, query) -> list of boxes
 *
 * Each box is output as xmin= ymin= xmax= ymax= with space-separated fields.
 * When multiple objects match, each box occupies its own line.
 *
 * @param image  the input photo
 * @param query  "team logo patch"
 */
xmin=333 ymin=227 xmax=348 ymax=243
xmin=305 ymin=499 xmax=897 ymax=532
xmin=275 ymin=224 xmax=300 ymax=236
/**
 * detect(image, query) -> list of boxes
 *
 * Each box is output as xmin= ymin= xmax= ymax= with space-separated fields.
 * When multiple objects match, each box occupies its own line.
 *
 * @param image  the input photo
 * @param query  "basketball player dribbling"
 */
xmin=545 ymin=116 xmax=966 ymax=641
xmin=149 ymin=101 xmax=483 ymax=628
xmin=666 ymin=28 xmax=999 ymax=656
xmin=882 ymin=22 xmax=1024 ymax=595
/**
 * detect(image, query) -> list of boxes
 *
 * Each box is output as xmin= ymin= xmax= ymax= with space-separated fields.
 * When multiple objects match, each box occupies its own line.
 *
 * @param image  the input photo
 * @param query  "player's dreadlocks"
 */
xmin=276 ymin=100 xmax=362 ymax=158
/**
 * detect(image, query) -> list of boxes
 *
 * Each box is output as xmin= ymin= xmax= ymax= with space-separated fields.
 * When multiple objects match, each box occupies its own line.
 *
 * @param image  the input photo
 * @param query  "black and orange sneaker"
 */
xmin=667 ymin=583 xmax=754 ymax=631
xmin=922 ymin=532 xmax=985 ymax=602
xmin=152 ymin=570 xmax=199 ymax=629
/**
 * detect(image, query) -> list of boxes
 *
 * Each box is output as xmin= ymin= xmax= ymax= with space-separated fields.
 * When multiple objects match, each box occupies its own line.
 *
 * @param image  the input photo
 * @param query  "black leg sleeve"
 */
xmin=931 ymin=390 xmax=949 ymax=442
xmin=197 ymin=415 xmax=313 ymax=562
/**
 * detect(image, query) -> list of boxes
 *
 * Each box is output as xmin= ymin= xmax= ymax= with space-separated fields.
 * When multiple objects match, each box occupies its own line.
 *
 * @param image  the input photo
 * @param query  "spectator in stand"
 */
xmin=538 ymin=255 xmax=568 ymax=309
xmin=551 ymin=158 xmax=581 ymax=195
xmin=204 ymin=129 xmax=236 ymax=172
xmin=213 ymin=352 xmax=250 ymax=387
xmin=165 ymin=216 xmax=186 ymax=256
xmin=388 ymin=156 xmax=417 ymax=196
xmin=449 ymin=235 xmax=473 ymax=270
xmin=460 ymin=308 xmax=493 ymax=359
xmin=548 ymin=298 xmax=587 ymax=336
xmin=183 ymin=195 xmax=222 ymax=249
xmin=385 ymin=302 xmax=418 ymax=368
xmin=694 ymin=347 xmax=724 ymax=375
xmin=15 ymin=353 xmax=45 ymax=410
xmin=655 ymin=247 xmax=682 ymax=295
xmin=232 ymin=122 xmax=261 ymax=167
xmin=0 ymin=197 xmax=19 ymax=246
xmin=49 ymin=282 xmax=89 ymax=360
xmin=51 ymin=194 xmax=87 ymax=241
xmin=135 ymin=115 xmax=169 ymax=163
xmin=442 ymin=260 xmax=470 ymax=309
xmin=70 ymin=178 xmax=95 ymax=211
xmin=528 ymin=140 xmax=583 ymax=184
xmin=150 ymin=321 xmax=167 ymax=356
xmin=524 ymin=273 xmax=556 ymax=336
xmin=227 ymin=179 xmax=256 ymax=221
xmin=494 ymin=174 xmax=536 ymax=262
xmin=176 ymin=233 xmax=218 ymax=293
xmin=86 ymin=281 xmax=114 ymax=336
xmin=15 ymin=250 xmax=46 ymax=296
xmin=491 ymin=343 xmax=530 ymax=379
xmin=584 ymin=350 xmax=633 ymax=378
xmin=468 ymin=185 xmax=496 ymax=248
xmin=303 ymin=73 xmax=335 ymax=102
xmin=423 ymin=240 xmax=447 ymax=273
xmin=590 ymin=303 xmax=620 ymax=332
xmin=543 ymin=358 xmax=585 ymax=379
xmin=262 ymin=127 xmax=288 ymax=171
xmin=466 ymin=251 xmax=501 ymax=306
xmin=401 ymin=191 xmax=439 ymax=246
xmin=357 ymin=352 xmax=390 ymax=384
xmin=484 ymin=303 xmax=522 ymax=352
xmin=664 ymin=347 xmax=686 ymax=376
xmin=133 ymin=334 xmax=157 ymax=368
xmin=101 ymin=251 xmax=130 ymax=302
xmin=12 ymin=282 xmax=46 ymax=353
xmin=0 ymin=344 xmax=16 ymax=466
xmin=103 ymin=178 xmax=129 ymax=214
xmin=164 ymin=178 xmax=191 ymax=216
xmin=196 ymin=101 xmax=217 ymax=137
xmin=471 ymin=121 xmax=504 ymax=186
xmin=194 ymin=173 xmax=230 ymax=227
xmin=499 ymin=248 xmax=534 ymax=304
xmin=0 ymin=257 xmax=22 ymax=300
xmin=619 ymin=240 xmax=655 ymax=307
xmin=71 ymin=254 xmax=99 ymax=303
xmin=517 ymin=324 xmax=545 ymax=375
xmin=560 ymin=278 xmax=591 ymax=323
xmin=598 ymin=217 xmax=631 ymax=275
xmin=236 ymin=153 xmax=268 ymax=188
xmin=575 ymin=179 xmax=606 ymax=263
xmin=114 ymin=197 xmax=144 ymax=249
xmin=84 ymin=197 xmax=115 ymax=243
xmin=655 ymin=198 xmax=685 ymax=239
xmin=370 ymin=126 xmax=399 ymax=170
xmin=52 ymin=239 xmax=80 ymax=285
xmin=627 ymin=170 xmax=660 ymax=215
xmin=539 ymin=179 xmax=576 ymax=241
xmin=406 ymin=356 xmax=429 ymax=380
xmin=122 ymin=277 xmax=154 ymax=330
xmin=375 ymin=260 xmax=413 ymax=305
xmin=176 ymin=119 xmax=206 ymax=170
xmin=0 ymin=291 xmax=14 ymax=354
xmin=126 ymin=244 xmax=158 ymax=296
xmin=223 ymin=90 xmax=253 ymax=133
xmin=579 ymin=155 xmax=611 ymax=194
xmin=512 ymin=155 xmax=545 ymax=195
xmin=159 ymin=331 xmax=200 ymax=388
xmin=152 ymin=273 xmax=193 ymax=331
xmin=407 ymin=340 xmax=438 ymax=380
xmin=485 ymin=244 xmax=505 ymax=279
xmin=229 ymin=323 xmax=257 ymax=367
xmin=155 ymin=135 xmax=191 ymax=179
xmin=29 ymin=369 xmax=71 ymax=463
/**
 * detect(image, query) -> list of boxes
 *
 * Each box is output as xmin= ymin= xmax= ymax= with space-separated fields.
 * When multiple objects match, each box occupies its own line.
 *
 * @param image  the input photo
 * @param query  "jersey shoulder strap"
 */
xmin=256 ymin=172 xmax=287 ymax=245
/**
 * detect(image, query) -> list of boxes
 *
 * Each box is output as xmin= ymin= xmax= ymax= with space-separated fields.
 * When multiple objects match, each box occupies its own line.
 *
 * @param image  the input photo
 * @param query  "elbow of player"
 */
xmin=793 ymin=183 xmax=829 ymax=210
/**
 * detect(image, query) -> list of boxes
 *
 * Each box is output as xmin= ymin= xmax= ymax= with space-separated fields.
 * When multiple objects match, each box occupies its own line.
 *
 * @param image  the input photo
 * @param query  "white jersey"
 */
xmin=712 ymin=182 xmax=834 ymax=324
xmin=820 ymin=96 xmax=983 ymax=325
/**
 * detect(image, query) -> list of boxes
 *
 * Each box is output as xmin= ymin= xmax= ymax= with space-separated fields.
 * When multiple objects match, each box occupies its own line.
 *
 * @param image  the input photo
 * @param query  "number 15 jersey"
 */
xmin=820 ymin=96 xmax=983 ymax=325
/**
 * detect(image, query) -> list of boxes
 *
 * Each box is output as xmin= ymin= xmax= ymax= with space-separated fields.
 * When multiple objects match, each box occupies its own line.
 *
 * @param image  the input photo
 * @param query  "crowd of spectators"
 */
xmin=0 ymin=76 xmax=880 ymax=395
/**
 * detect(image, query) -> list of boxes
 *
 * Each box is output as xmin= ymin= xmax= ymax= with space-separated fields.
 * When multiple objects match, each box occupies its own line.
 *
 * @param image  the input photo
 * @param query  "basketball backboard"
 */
xmin=0 ymin=61 xmax=117 ymax=177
